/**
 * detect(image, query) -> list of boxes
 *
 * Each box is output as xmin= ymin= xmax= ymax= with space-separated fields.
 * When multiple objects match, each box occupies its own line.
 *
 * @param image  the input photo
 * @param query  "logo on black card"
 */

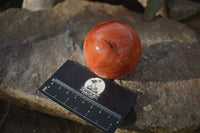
xmin=81 ymin=77 xmax=105 ymax=99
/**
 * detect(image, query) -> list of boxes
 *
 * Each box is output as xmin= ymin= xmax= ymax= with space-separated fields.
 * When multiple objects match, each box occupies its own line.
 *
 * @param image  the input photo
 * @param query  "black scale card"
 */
xmin=38 ymin=60 xmax=137 ymax=133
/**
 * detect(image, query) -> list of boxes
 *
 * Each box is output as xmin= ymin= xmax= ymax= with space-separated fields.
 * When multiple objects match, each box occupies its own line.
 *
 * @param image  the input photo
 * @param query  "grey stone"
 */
xmin=0 ymin=0 xmax=200 ymax=132
xmin=167 ymin=0 xmax=200 ymax=18
xmin=22 ymin=0 xmax=56 ymax=11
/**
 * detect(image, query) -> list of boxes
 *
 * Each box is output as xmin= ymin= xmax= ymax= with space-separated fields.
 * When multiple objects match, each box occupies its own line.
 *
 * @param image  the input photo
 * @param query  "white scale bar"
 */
xmin=53 ymin=78 xmax=122 ymax=119
xmin=42 ymin=78 xmax=122 ymax=131
xmin=43 ymin=90 xmax=114 ymax=131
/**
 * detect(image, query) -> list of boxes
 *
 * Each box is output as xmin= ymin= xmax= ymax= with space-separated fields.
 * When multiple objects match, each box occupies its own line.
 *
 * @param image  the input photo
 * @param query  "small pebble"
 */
xmin=173 ymin=128 xmax=178 ymax=131
xmin=143 ymin=104 xmax=152 ymax=112
xmin=33 ymin=129 xmax=36 ymax=133
xmin=142 ymin=54 xmax=149 ymax=60
xmin=32 ymin=73 xmax=40 ymax=78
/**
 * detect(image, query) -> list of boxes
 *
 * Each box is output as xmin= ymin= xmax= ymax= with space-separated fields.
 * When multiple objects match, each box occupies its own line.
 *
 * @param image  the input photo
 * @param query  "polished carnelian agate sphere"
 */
xmin=83 ymin=20 xmax=142 ymax=79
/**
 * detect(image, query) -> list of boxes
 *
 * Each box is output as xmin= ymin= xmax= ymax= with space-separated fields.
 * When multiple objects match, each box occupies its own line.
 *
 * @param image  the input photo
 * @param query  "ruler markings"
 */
xmin=43 ymin=90 xmax=113 ymax=131
xmin=42 ymin=78 xmax=122 ymax=131
xmin=53 ymin=78 xmax=121 ymax=119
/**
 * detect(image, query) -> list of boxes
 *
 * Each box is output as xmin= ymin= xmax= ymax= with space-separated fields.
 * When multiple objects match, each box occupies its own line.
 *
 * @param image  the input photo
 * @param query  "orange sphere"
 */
xmin=83 ymin=20 xmax=142 ymax=79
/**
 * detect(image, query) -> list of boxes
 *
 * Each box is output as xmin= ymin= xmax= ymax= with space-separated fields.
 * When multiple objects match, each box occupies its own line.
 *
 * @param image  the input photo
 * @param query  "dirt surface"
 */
xmin=0 ymin=103 xmax=100 ymax=133
xmin=0 ymin=102 xmax=199 ymax=133
xmin=0 ymin=102 xmax=139 ymax=133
